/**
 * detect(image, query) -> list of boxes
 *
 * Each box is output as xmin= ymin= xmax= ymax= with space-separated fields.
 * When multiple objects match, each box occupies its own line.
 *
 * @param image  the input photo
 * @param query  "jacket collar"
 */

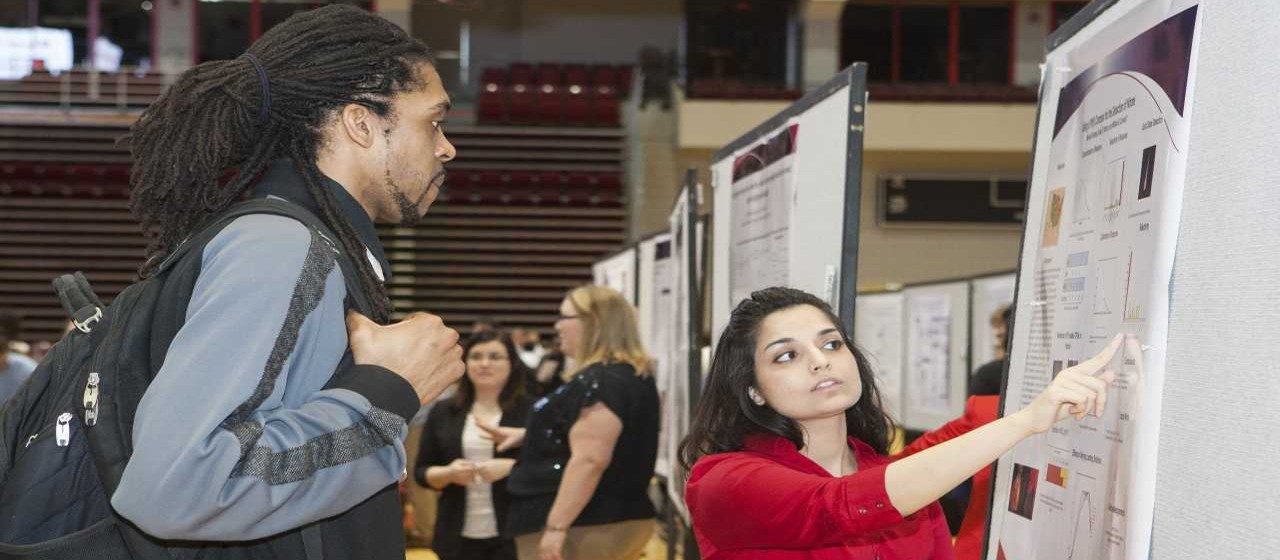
xmin=741 ymin=433 xmax=877 ymax=477
xmin=252 ymin=159 xmax=391 ymax=282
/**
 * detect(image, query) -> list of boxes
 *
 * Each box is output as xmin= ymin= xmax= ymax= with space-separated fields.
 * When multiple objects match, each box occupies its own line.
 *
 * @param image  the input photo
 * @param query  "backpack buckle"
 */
xmin=73 ymin=306 xmax=103 ymax=333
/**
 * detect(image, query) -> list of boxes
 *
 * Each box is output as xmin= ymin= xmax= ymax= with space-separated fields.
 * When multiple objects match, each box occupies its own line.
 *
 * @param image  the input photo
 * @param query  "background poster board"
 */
xmin=591 ymin=247 xmax=638 ymax=305
xmin=970 ymin=272 xmax=1017 ymax=368
xmin=638 ymin=233 xmax=675 ymax=478
xmin=900 ymin=281 xmax=970 ymax=431
xmin=987 ymin=2 xmax=1202 ymax=559
xmin=853 ymin=291 xmax=905 ymax=421
xmin=664 ymin=177 xmax=701 ymax=519
xmin=711 ymin=64 xmax=867 ymax=345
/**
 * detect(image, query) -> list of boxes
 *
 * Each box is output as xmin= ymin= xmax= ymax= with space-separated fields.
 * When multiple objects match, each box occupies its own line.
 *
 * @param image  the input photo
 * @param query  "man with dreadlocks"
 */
xmin=114 ymin=5 xmax=463 ymax=558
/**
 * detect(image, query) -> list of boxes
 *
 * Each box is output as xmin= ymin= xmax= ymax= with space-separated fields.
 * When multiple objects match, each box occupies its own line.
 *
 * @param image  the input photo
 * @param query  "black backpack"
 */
xmin=0 ymin=198 xmax=372 ymax=559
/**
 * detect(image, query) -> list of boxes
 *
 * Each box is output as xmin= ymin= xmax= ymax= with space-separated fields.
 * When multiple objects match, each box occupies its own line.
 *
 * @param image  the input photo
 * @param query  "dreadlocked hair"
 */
xmin=128 ymin=4 xmax=435 ymax=323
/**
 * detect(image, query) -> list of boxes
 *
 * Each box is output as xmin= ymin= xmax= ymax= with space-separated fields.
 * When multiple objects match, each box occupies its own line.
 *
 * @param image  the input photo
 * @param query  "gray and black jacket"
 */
xmin=111 ymin=160 xmax=418 ymax=559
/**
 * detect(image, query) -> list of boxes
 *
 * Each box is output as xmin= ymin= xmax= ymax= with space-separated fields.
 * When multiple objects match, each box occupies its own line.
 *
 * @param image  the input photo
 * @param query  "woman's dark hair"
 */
xmin=128 ymin=4 xmax=435 ymax=322
xmin=451 ymin=331 xmax=529 ymax=413
xmin=678 ymin=287 xmax=895 ymax=473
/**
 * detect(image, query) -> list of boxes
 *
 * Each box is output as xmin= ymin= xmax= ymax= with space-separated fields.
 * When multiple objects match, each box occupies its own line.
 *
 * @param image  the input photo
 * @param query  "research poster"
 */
xmin=646 ymin=235 xmax=675 ymax=478
xmin=853 ymin=292 xmax=905 ymax=420
xmin=905 ymin=292 xmax=953 ymax=419
xmin=592 ymin=249 xmax=637 ymax=305
xmin=666 ymin=190 xmax=694 ymax=517
xmin=728 ymin=121 xmax=799 ymax=306
xmin=988 ymin=3 xmax=1200 ymax=560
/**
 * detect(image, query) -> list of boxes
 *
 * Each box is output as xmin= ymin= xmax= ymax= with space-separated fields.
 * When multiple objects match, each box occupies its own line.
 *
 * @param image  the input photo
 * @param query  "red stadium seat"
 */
xmin=589 ymin=89 xmax=620 ymax=127
xmin=507 ymin=83 xmax=535 ymax=124
xmin=535 ymin=63 xmax=563 ymax=87
xmin=564 ymin=64 xmax=589 ymax=90
xmin=509 ymin=63 xmax=534 ymax=86
xmin=535 ymin=83 xmax=564 ymax=125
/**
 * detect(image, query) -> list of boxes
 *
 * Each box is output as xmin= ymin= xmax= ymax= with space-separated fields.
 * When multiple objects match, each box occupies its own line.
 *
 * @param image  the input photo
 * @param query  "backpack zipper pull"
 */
xmin=83 ymin=372 xmax=100 ymax=427
xmin=56 ymin=413 xmax=72 ymax=447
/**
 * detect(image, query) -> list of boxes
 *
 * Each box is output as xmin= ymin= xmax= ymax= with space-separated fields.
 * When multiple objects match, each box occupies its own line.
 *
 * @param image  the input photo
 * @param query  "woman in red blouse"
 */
xmin=680 ymin=288 xmax=1127 ymax=559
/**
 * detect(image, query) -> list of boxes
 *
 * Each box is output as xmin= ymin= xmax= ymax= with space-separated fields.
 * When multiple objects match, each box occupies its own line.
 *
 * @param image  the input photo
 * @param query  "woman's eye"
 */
xmin=432 ymin=120 xmax=446 ymax=132
xmin=823 ymin=340 xmax=843 ymax=351
xmin=774 ymin=351 xmax=796 ymax=363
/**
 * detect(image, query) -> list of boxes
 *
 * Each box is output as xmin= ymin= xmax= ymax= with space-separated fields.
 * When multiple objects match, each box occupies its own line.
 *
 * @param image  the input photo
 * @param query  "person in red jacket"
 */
xmin=898 ymin=395 xmax=1001 ymax=560
xmin=680 ymin=287 xmax=1128 ymax=559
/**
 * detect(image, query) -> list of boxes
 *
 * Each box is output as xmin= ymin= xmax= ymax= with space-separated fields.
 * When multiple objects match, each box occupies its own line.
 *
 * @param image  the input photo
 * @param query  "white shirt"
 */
xmin=460 ymin=412 xmax=500 ymax=539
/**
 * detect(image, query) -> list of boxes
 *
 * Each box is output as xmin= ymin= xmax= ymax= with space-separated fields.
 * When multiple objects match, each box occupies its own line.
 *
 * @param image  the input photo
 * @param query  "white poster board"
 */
xmin=665 ymin=187 xmax=697 ymax=519
xmin=900 ymin=281 xmax=969 ymax=431
xmin=638 ymin=233 xmax=675 ymax=478
xmin=987 ymin=2 xmax=1201 ymax=559
xmin=970 ymin=272 xmax=1017 ymax=368
xmin=712 ymin=65 xmax=867 ymax=347
xmin=591 ymin=247 xmax=638 ymax=305
xmin=853 ymin=292 xmax=905 ymax=421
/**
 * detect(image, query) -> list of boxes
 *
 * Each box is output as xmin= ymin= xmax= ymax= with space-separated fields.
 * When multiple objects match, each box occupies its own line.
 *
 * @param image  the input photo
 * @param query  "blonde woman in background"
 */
xmin=486 ymin=286 xmax=660 ymax=560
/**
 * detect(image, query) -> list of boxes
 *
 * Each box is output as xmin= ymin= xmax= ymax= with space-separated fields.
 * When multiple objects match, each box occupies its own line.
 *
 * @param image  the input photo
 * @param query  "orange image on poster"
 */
xmin=1041 ymin=188 xmax=1065 ymax=247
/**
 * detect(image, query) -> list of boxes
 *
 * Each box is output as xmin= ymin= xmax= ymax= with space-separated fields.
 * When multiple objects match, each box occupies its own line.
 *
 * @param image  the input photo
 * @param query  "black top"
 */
xmin=415 ymin=395 xmax=533 ymax=557
xmin=506 ymin=362 xmax=660 ymax=536
xmin=970 ymin=358 xmax=1007 ymax=397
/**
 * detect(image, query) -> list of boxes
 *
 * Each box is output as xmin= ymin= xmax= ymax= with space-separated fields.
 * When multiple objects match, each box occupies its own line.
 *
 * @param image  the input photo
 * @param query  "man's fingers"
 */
xmin=346 ymin=310 xmax=374 ymax=334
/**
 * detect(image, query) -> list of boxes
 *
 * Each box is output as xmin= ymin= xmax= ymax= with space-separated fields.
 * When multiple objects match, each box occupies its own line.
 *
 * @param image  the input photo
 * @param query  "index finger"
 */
xmin=1080 ymin=333 xmax=1124 ymax=374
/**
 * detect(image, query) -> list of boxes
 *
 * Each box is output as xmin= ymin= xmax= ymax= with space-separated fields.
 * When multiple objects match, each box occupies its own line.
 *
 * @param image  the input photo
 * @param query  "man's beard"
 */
xmin=389 ymin=169 xmax=447 ymax=226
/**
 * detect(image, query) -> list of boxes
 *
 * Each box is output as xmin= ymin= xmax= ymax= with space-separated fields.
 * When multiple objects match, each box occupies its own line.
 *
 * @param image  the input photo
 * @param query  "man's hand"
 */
xmin=346 ymin=311 xmax=464 ymax=405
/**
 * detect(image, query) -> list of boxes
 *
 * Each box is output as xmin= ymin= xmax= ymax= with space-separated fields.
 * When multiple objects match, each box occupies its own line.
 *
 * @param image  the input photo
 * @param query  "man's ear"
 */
xmin=338 ymin=103 xmax=377 ymax=149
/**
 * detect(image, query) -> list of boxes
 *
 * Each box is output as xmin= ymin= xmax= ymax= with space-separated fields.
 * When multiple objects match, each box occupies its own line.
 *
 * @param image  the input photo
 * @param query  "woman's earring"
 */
xmin=748 ymin=387 xmax=766 ymax=406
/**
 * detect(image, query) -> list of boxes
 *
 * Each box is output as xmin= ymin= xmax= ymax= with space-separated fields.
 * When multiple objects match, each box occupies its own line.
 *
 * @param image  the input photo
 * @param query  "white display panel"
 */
xmin=665 ymin=189 xmax=696 ymax=520
xmin=638 ymin=233 xmax=675 ymax=478
xmin=987 ymin=2 xmax=1202 ymax=559
xmin=591 ymin=247 xmax=637 ymax=305
xmin=900 ymin=282 xmax=970 ymax=431
xmin=711 ymin=65 xmax=866 ymax=349
xmin=970 ymin=272 xmax=1017 ymax=368
xmin=853 ymin=292 xmax=905 ymax=421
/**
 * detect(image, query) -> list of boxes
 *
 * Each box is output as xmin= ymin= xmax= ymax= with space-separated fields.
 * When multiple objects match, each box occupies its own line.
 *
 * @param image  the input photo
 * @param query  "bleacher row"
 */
xmin=476 ymin=63 xmax=634 ymax=127
xmin=0 ymin=164 xmax=624 ymax=208
xmin=0 ymin=113 xmax=626 ymax=342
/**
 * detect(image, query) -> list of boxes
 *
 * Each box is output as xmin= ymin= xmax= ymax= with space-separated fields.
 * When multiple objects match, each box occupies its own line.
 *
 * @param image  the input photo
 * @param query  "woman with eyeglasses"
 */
xmin=415 ymin=331 xmax=534 ymax=560
xmin=497 ymin=286 xmax=660 ymax=560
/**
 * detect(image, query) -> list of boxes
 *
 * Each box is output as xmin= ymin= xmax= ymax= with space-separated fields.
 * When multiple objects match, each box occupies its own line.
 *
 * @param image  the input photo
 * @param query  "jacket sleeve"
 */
xmin=415 ymin=404 xmax=450 ymax=487
xmin=896 ymin=396 xmax=997 ymax=460
xmin=686 ymin=454 xmax=907 ymax=550
xmin=112 ymin=215 xmax=420 ymax=540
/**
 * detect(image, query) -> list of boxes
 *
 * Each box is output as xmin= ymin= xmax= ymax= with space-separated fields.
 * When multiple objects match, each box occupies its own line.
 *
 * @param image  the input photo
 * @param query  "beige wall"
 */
xmin=855 ymin=150 xmax=1029 ymax=289
xmin=677 ymin=97 xmax=1037 ymax=153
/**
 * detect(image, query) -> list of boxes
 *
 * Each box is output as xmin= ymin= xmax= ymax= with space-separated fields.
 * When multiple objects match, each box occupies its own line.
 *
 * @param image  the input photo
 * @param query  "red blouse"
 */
xmin=686 ymin=434 xmax=954 ymax=560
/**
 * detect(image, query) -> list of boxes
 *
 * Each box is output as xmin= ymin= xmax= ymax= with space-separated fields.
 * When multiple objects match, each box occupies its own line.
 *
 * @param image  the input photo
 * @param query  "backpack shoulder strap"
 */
xmin=154 ymin=198 xmax=375 ymax=315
